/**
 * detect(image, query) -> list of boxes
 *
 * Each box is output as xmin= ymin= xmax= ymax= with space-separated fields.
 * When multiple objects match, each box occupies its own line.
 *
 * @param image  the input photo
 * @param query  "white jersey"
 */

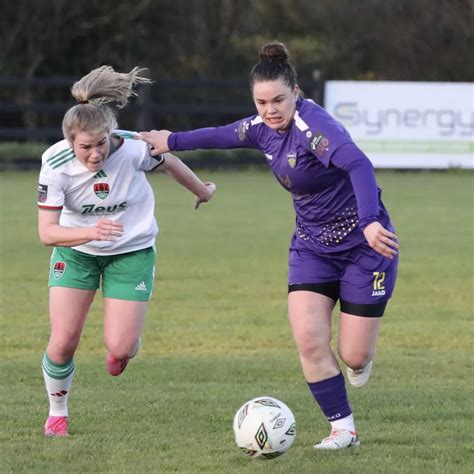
xmin=37 ymin=131 xmax=164 ymax=256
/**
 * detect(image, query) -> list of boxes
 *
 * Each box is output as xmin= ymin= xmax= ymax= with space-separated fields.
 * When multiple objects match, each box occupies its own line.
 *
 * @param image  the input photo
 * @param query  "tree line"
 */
xmin=1 ymin=0 xmax=473 ymax=82
xmin=1 ymin=0 xmax=472 ymax=143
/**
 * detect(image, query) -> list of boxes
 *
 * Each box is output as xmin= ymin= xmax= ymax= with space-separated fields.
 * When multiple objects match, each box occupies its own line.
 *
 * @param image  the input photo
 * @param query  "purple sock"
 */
xmin=307 ymin=372 xmax=352 ymax=422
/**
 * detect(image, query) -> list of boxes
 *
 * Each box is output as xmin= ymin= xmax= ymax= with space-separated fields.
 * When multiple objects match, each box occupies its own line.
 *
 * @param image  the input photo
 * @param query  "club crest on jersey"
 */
xmin=53 ymin=261 xmax=66 ymax=280
xmin=309 ymin=133 xmax=329 ymax=157
xmin=94 ymin=182 xmax=109 ymax=199
xmin=287 ymin=152 xmax=297 ymax=168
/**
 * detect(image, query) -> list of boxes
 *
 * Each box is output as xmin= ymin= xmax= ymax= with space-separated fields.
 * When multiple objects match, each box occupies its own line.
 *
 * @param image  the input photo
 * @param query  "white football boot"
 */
xmin=314 ymin=429 xmax=360 ymax=449
xmin=346 ymin=360 xmax=373 ymax=388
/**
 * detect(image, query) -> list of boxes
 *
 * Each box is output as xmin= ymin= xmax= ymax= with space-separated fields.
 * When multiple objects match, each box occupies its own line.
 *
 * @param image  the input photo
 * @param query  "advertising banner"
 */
xmin=324 ymin=81 xmax=473 ymax=168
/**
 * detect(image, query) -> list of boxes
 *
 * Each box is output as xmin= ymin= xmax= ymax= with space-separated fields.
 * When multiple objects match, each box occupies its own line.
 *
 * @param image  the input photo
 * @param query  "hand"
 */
xmin=136 ymin=129 xmax=172 ymax=156
xmin=195 ymin=182 xmax=216 ymax=209
xmin=363 ymin=221 xmax=398 ymax=259
xmin=92 ymin=219 xmax=124 ymax=241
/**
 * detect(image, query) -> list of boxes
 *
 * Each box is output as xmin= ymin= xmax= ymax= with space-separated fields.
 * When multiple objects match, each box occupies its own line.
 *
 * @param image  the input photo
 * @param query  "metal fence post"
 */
xmin=136 ymin=83 xmax=152 ymax=131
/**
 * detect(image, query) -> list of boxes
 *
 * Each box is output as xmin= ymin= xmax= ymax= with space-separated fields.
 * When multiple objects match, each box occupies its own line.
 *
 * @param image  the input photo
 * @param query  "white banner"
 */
xmin=324 ymin=81 xmax=473 ymax=168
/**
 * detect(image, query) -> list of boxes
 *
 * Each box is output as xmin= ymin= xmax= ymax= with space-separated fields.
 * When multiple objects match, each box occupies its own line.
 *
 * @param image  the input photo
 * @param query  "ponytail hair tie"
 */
xmin=78 ymin=100 xmax=89 ymax=104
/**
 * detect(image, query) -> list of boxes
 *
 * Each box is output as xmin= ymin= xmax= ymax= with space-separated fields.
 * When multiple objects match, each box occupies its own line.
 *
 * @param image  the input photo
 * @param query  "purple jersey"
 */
xmin=169 ymin=98 xmax=391 ymax=253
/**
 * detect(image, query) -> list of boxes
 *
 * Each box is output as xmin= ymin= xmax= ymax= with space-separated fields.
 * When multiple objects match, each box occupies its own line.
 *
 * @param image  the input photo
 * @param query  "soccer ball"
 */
xmin=233 ymin=396 xmax=296 ymax=459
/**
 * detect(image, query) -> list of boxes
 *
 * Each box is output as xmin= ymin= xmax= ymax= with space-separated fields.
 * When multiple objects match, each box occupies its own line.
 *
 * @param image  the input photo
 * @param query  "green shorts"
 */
xmin=49 ymin=246 xmax=156 ymax=301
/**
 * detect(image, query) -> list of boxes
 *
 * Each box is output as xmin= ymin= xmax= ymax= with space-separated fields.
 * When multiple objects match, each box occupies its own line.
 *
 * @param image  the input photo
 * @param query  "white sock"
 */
xmin=330 ymin=413 xmax=356 ymax=432
xmin=42 ymin=353 xmax=75 ymax=417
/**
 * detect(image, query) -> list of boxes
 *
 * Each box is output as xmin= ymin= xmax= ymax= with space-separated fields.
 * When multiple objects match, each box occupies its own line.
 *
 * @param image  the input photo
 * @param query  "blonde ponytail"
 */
xmin=62 ymin=66 xmax=152 ymax=141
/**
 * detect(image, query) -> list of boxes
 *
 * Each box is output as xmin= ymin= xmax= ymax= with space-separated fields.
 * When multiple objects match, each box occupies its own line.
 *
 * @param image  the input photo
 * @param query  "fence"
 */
xmin=0 ymin=76 xmax=322 ymax=143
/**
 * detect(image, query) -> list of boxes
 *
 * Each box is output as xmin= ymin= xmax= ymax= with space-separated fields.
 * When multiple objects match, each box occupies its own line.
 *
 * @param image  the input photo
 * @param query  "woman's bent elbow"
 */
xmin=38 ymin=233 xmax=54 ymax=246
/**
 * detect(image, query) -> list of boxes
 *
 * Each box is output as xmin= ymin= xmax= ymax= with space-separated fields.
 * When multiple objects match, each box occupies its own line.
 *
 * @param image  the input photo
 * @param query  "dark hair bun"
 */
xmin=259 ymin=42 xmax=289 ymax=61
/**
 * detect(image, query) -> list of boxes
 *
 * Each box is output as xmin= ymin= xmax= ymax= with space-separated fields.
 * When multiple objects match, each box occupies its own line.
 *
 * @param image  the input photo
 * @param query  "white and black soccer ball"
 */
xmin=233 ymin=396 xmax=296 ymax=459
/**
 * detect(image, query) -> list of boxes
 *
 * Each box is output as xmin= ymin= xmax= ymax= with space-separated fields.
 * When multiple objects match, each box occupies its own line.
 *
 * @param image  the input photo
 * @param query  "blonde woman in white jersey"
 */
xmin=37 ymin=66 xmax=216 ymax=437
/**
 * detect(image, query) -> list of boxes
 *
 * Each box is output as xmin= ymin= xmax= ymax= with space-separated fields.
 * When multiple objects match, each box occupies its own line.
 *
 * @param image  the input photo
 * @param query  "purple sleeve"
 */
xmin=168 ymin=120 xmax=257 ymax=151
xmin=330 ymin=143 xmax=381 ymax=229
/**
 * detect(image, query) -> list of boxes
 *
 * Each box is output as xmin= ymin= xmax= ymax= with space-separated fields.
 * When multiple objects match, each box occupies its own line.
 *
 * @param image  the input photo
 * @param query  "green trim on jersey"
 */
xmin=114 ymin=131 xmax=137 ymax=139
xmin=49 ymin=246 xmax=156 ymax=301
xmin=93 ymin=170 xmax=107 ymax=178
xmin=46 ymin=148 xmax=75 ymax=169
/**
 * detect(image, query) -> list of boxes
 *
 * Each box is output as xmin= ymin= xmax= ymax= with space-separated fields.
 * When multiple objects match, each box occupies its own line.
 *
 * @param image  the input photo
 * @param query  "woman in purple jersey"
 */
xmin=138 ymin=42 xmax=398 ymax=449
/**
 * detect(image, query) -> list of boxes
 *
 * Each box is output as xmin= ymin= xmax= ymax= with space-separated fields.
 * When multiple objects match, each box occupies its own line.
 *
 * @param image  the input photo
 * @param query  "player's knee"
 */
xmin=105 ymin=337 xmax=135 ymax=360
xmin=105 ymin=343 xmax=129 ymax=360
xmin=295 ymin=334 xmax=330 ymax=364
xmin=47 ymin=340 xmax=77 ymax=363
xmin=338 ymin=347 xmax=374 ymax=370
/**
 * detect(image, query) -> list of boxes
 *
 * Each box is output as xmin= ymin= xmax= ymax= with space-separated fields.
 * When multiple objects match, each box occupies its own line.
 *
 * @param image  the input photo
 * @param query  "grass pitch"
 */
xmin=0 ymin=169 xmax=473 ymax=473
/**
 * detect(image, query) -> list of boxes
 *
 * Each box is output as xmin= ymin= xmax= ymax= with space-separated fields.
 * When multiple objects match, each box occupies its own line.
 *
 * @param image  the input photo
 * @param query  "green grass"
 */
xmin=0 ymin=142 xmax=49 ymax=160
xmin=0 ymin=169 xmax=473 ymax=473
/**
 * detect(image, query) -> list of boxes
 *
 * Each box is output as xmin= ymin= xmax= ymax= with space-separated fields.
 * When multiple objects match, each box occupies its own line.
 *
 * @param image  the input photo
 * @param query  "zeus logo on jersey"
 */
xmin=81 ymin=202 xmax=127 ymax=215
xmin=372 ymin=271 xmax=386 ymax=296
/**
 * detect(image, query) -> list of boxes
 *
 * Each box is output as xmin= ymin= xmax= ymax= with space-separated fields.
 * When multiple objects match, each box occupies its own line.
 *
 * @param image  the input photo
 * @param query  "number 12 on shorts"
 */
xmin=372 ymin=271 xmax=386 ymax=297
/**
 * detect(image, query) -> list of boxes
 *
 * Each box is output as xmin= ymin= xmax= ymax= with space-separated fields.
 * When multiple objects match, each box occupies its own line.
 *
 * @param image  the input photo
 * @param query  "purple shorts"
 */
xmin=288 ymin=232 xmax=398 ymax=306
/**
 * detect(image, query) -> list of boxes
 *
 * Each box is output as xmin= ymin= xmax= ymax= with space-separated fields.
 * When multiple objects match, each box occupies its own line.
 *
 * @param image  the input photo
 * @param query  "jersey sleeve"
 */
xmin=37 ymin=162 xmax=66 ymax=211
xmin=300 ymin=101 xmax=353 ymax=167
xmin=139 ymin=145 xmax=165 ymax=171
xmin=114 ymin=130 xmax=165 ymax=171
xmin=299 ymin=101 xmax=381 ymax=228
xmin=330 ymin=143 xmax=381 ymax=229
xmin=168 ymin=117 xmax=260 ymax=151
